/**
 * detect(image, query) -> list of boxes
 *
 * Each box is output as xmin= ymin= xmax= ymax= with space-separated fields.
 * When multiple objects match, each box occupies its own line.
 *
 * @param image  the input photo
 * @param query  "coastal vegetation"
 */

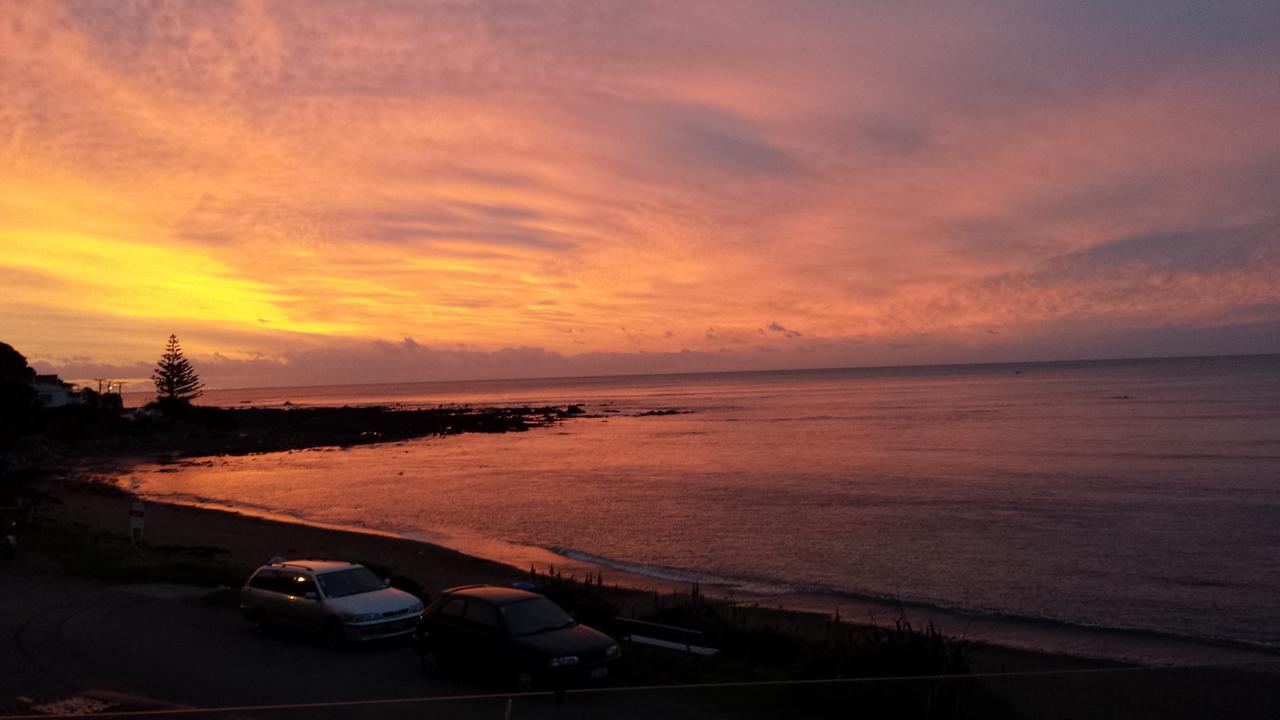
xmin=522 ymin=566 xmax=1007 ymax=717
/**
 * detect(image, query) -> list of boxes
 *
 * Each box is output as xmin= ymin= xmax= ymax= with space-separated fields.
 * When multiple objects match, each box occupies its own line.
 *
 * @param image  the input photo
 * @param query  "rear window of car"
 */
xmin=249 ymin=569 xmax=276 ymax=590
xmin=250 ymin=569 xmax=289 ymax=593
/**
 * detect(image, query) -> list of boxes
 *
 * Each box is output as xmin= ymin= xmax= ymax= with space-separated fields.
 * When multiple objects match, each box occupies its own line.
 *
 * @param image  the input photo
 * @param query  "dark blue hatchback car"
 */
xmin=412 ymin=585 xmax=621 ymax=690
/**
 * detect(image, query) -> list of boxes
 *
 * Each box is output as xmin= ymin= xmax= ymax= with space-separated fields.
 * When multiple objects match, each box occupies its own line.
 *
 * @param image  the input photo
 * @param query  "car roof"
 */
xmin=442 ymin=585 xmax=543 ymax=604
xmin=260 ymin=559 xmax=363 ymax=574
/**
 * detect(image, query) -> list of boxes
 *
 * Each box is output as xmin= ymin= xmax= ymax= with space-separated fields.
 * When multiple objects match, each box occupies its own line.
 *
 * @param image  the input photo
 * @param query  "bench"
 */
xmin=615 ymin=617 xmax=720 ymax=657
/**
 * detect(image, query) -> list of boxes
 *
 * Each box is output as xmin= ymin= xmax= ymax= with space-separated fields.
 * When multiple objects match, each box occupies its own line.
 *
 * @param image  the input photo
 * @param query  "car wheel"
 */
xmin=513 ymin=668 xmax=536 ymax=693
xmin=322 ymin=620 xmax=346 ymax=651
xmin=248 ymin=608 xmax=271 ymax=635
xmin=418 ymin=646 xmax=441 ymax=676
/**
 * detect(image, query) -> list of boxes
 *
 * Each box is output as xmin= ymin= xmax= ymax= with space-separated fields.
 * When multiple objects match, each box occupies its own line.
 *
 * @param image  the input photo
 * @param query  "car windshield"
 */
xmin=499 ymin=597 xmax=575 ymax=636
xmin=316 ymin=567 xmax=385 ymax=598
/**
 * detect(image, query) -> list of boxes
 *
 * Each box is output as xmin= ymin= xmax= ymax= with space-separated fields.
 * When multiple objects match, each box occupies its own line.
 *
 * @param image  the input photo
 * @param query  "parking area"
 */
xmin=5 ymin=575 xmax=444 ymax=711
xmin=2 ymin=574 xmax=784 ymax=719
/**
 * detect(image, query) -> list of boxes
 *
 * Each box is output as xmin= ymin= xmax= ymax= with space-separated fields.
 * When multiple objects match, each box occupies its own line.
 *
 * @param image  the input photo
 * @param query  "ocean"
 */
xmin=123 ymin=355 xmax=1280 ymax=659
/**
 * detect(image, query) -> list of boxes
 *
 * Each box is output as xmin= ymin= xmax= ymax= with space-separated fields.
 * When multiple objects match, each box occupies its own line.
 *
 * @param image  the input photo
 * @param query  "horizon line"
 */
xmin=112 ymin=350 xmax=1280 ymax=397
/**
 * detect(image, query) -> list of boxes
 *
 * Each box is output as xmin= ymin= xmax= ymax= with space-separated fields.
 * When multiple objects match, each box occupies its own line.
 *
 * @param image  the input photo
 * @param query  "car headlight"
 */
xmin=605 ymin=644 xmax=621 ymax=658
xmin=343 ymin=612 xmax=382 ymax=622
xmin=549 ymin=656 xmax=579 ymax=668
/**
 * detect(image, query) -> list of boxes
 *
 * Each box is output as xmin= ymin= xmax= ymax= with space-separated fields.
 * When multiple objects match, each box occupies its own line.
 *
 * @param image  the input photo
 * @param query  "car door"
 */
xmin=285 ymin=573 xmax=326 ymax=631
xmin=428 ymin=596 xmax=469 ymax=662
xmin=275 ymin=572 xmax=323 ymax=630
xmin=457 ymin=599 xmax=503 ymax=667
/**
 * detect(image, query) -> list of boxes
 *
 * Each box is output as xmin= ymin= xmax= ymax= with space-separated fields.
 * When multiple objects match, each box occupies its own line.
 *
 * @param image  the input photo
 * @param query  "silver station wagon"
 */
xmin=240 ymin=559 xmax=423 ymax=648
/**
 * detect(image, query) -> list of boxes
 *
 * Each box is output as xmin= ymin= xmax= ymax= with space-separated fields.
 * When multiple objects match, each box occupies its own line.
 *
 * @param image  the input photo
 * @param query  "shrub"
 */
xmin=526 ymin=566 xmax=622 ymax=630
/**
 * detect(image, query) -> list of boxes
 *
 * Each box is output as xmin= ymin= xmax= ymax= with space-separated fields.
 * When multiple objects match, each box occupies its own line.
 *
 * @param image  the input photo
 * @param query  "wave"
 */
xmin=553 ymin=548 xmax=803 ymax=596
xmin=549 ymin=546 xmax=1280 ymax=657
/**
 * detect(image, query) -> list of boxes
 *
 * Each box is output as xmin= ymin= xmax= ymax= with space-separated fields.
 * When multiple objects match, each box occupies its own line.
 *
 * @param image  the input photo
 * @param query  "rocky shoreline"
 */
xmin=4 ymin=402 xmax=585 ymax=475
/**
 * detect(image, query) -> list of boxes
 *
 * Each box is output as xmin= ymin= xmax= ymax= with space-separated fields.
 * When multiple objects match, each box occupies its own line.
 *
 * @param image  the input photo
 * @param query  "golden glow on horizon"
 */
xmin=4 ymin=229 xmax=354 ymax=337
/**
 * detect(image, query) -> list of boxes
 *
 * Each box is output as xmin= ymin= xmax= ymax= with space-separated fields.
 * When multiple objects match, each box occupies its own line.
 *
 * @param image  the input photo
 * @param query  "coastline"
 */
xmin=9 ymin=389 xmax=1280 ymax=717
xmin=111 ymin=452 xmax=1280 ymax=669
xmin=47 ymin=471 xmax=1280 ymax=672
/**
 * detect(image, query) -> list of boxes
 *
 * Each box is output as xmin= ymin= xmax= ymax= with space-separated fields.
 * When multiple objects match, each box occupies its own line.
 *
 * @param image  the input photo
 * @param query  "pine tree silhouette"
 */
xmin=152 ymin=334 xmax=204 ymax=403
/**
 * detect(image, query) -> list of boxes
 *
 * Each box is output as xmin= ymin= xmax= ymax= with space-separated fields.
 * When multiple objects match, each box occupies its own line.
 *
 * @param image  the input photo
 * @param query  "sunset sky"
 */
xmin=3 ymin=1 xmax=1278 ymax=388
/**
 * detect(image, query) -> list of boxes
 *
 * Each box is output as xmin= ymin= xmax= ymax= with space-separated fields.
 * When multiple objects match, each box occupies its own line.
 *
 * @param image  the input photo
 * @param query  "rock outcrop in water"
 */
xmin=2 ymin=403 xmax=587 ymax=476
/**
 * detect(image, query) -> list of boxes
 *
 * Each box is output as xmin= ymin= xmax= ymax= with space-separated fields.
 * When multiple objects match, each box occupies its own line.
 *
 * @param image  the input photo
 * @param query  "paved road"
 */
xmin=2 ymin=573 xmax=799 ymax=719
xmin=14 ymin=572 xmax=1276 ymax=719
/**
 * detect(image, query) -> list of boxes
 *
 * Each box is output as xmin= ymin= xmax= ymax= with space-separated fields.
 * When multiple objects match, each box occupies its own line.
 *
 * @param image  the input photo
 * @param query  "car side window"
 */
xmin=284 ymin=573 xmax=317 ymax=598
xmin=462 ymin=600 xmax=499 ymax=633
xmin=436 ymin=597 xmax=466 ymax=620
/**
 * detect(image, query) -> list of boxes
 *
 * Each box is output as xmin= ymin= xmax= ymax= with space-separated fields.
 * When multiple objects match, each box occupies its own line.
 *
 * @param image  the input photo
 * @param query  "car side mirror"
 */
xmin=304 ymin=592 xmax=318 ymax=600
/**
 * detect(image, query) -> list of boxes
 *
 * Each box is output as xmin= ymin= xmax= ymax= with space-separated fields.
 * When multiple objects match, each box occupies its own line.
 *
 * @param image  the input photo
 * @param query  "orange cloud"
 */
xmin=3 ymin=1 xmax=1278 ymax=385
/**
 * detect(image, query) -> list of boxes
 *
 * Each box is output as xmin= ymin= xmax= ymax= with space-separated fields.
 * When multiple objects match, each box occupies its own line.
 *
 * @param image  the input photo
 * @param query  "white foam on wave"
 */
xmin=553 ymin=547 xmax=808 ymax=596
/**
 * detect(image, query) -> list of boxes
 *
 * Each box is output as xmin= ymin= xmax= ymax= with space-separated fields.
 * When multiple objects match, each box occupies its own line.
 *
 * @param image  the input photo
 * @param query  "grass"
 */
xmin=25 ymin=519 xmax=250 ymax=589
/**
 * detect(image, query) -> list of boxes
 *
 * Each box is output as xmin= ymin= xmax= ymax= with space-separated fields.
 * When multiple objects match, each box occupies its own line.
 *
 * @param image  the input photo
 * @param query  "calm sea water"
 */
xmin=126 ymin=356 xmax=1280 ymax=652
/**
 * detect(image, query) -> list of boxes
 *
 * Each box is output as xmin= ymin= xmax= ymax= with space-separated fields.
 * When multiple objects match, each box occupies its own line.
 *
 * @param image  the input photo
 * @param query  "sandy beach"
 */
xmin=43 ymin=475 xmax=531 ymax=596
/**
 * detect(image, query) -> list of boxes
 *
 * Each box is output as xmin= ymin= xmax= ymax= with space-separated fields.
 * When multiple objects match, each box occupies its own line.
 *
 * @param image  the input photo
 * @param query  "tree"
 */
xmin=0 ymin=341 xmax=36 ymax=383
xmin=152 ymin=335 xmax=204 ymax=404
xmin=1 ymin=341 xmax=39 ymax=445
